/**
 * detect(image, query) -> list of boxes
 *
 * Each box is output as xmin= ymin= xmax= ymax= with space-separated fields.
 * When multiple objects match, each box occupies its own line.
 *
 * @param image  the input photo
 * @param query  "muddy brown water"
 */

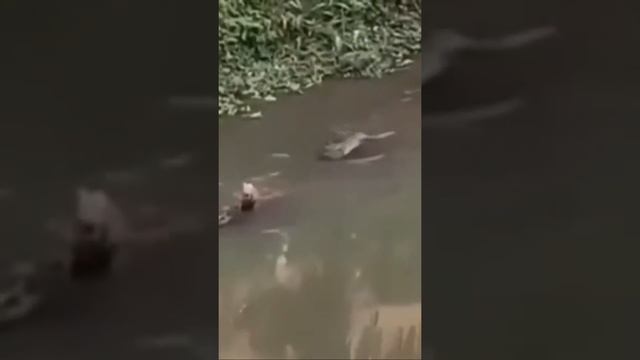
xmin=219 ymin=64 xmax=422 ymax=359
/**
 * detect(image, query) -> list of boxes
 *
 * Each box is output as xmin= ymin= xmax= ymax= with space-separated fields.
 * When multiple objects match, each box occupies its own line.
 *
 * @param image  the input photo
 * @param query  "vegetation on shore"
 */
xmin=219 ymin=0 xmax=422 ymax=117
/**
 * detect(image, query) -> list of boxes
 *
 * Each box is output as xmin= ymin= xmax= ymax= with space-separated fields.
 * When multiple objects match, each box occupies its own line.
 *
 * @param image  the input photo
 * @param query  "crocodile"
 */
xmin=321 ymin=130 xmax=396 ymax=160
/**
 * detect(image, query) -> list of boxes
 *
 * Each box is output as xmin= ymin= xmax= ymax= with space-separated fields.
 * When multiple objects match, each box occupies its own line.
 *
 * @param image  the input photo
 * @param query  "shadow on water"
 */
xmin=219 ymin=65 xmax=422 ymax=358
xmin=0 ymin=0 xmax=217 ymax=359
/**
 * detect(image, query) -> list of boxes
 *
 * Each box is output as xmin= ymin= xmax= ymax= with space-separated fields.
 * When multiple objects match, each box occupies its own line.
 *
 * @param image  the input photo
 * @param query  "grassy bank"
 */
xmin=219 ymin=0 xmax=421 ymax=117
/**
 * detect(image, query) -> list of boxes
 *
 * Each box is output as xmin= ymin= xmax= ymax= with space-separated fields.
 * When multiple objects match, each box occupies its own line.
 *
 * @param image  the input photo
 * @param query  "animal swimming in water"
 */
xmin=240 ymin=182 xmax=258 ymax=212
xmin=218 ymin=182 xmax=261 ymax=227
xmin=321 ymin=130 xmax=396 ymax=160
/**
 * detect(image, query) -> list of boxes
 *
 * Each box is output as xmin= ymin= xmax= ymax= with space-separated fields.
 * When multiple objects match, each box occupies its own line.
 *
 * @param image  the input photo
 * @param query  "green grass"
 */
xmin=219 ymin=0 xmax=422 ymax=118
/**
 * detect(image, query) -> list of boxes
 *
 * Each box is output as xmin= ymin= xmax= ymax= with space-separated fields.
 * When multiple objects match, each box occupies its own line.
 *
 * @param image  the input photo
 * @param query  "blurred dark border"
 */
xmin=423 ymin=0 xmax=640 ymax=359
xmin=0 ymin=0 xmax=219 ymax=354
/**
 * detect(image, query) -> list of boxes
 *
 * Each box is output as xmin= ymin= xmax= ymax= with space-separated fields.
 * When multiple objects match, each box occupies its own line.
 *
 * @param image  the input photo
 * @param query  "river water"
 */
xmin=219 ymin=64 xmax=422 ymax=359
